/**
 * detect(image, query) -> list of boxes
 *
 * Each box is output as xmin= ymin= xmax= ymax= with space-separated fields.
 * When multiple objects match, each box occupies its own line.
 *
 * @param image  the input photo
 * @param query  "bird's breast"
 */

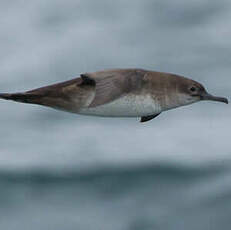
xmin=78 ymin=94 xmax=162 ymax=117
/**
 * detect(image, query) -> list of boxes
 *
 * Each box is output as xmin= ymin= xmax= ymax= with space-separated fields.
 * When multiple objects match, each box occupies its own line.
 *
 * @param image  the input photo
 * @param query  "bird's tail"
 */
xmin=0 ymin=92 xmax=41 ymax=104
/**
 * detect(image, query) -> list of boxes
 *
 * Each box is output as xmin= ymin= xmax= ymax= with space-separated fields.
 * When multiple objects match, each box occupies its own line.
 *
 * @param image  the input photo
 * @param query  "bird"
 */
xmin=0 ymin=68 xmax=228 ymax=122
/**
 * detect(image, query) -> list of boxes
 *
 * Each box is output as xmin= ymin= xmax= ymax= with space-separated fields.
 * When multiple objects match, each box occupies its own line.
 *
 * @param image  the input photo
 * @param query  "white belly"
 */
xmin=78 ymin=94 xmax=162 ymax=117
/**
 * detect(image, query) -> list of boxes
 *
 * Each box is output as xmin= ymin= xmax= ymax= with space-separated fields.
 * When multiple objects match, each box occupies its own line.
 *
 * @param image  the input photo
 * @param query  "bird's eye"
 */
xmin=190 ymin=86 xmax=197 ymax=92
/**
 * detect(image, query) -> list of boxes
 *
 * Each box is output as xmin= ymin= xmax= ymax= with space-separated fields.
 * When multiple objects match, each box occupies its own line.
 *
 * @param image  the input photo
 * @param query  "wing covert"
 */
xmin=82 ymin=69 xmax=147 ymax=107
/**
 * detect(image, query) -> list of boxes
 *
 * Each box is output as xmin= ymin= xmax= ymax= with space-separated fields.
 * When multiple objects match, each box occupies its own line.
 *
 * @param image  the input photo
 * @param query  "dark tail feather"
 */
xmin=0 ymin=92 xmax=42 ymax=104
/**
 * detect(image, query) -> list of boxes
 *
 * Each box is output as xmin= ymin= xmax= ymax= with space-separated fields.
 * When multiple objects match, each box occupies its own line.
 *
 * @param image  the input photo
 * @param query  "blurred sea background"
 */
xmin=0 ymin=0 xmax=230 ymax=229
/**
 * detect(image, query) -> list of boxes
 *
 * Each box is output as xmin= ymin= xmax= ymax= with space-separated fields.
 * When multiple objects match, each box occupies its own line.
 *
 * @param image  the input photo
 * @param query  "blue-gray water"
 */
xmin=1 ymin=164 xmax=231 ymax=230
xmin=0 ymin=1 xmax=230 ymax=229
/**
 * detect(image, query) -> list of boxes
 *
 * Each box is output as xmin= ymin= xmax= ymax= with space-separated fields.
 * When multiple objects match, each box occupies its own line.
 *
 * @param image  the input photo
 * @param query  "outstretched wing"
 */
xmin=80 ymin=69 xmax=147 ymax=107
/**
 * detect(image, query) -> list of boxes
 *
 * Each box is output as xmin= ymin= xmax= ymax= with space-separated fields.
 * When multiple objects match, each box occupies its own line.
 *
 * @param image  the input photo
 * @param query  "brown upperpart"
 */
xmin=0 ymin=69 xmax=228 ymax=120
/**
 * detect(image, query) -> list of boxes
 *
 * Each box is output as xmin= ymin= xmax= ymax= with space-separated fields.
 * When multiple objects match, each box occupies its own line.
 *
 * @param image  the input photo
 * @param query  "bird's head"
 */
xmin=159 ymin=73 xmax=228 ymax=111
xmin=175 ymin=76 xmax=228 ymax=107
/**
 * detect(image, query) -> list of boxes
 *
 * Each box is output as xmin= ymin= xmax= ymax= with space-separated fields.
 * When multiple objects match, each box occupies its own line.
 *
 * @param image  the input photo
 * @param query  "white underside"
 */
xmin=78 ymin=94 xmax=162 ymax=117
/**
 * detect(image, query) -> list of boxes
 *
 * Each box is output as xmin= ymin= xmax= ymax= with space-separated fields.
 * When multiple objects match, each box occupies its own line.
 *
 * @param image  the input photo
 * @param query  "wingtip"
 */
xmin=0 ymin=92 xmax=36 ymax=103
xmin=0 ymin=93 xmax=11 ymax=100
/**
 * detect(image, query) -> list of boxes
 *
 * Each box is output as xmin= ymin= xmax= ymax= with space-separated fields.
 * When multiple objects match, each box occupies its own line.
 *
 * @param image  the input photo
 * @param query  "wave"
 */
xmin=0 ymin=163 xmax=227 ymax=185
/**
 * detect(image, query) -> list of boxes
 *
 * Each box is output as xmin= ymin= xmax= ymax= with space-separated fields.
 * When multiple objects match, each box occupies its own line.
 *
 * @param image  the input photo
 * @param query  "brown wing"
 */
xmin=0 ymin=76 xmax=94 ymax=112
xmin=0 ymin=69 xmax=147 ymax=111
xmin=81 ymin=69 xmax=147 ymax=107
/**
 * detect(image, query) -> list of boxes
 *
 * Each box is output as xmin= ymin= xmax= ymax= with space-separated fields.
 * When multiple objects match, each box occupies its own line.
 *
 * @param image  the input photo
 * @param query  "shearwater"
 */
xmin=0 ymin=69 xmax=228 ymax=122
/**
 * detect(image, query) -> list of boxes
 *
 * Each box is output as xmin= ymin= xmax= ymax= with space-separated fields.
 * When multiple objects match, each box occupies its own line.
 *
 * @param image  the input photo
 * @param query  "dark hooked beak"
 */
xmin=201 ymin=92 xmax=228 ymax=104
